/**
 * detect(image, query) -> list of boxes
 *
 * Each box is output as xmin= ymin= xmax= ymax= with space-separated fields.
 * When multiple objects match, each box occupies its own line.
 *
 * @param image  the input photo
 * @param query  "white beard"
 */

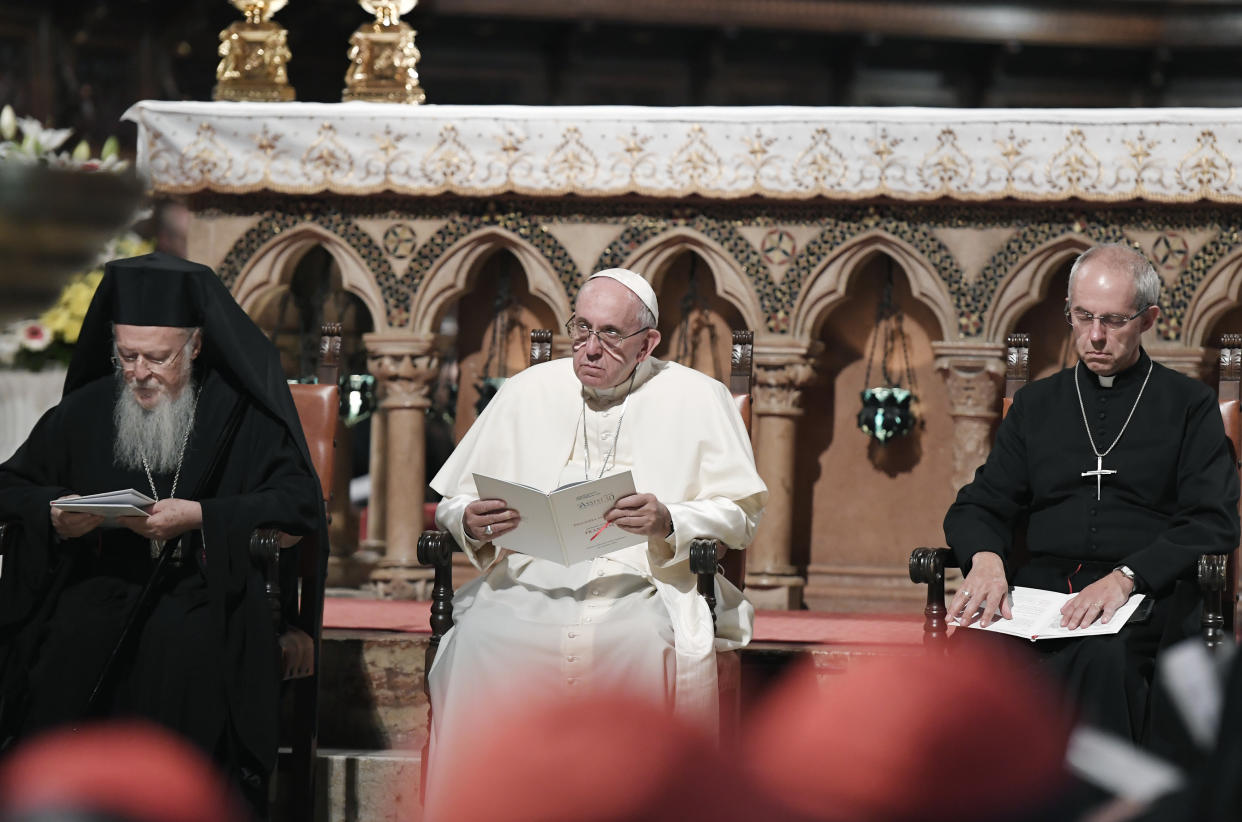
xmin=113 ymin=372 xmax=198 ymax=474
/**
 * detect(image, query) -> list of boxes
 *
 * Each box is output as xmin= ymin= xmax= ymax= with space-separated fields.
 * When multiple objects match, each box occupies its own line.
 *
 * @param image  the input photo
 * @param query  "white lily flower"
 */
xmin=0 ymin=105 xmax=15 ymax=141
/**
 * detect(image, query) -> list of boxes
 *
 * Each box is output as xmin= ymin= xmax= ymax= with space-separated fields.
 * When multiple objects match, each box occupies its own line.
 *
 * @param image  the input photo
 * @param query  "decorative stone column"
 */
xmin=932 ymin=340 xmax=1007 ymax=492
xmin=745 ymin=337 xmax=821 ymax=610
xmin=364 ymin=331 xmax=440 ymax=599
xmin=337 ymin=371 xmax=389 ymax=588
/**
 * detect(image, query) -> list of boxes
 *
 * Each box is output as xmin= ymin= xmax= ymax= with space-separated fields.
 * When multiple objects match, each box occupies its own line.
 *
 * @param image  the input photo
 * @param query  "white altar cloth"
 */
xmin=125 ymin=101 xmax=1242 ymax=203
xmin=0 ymin=368 xmax=65 ymax=462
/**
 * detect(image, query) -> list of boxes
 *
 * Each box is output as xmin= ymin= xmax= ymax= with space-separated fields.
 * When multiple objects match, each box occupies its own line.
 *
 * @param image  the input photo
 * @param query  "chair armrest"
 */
xmin=1197 ymin=553 xmax=1231 ymax=651
xmin=909 ymin=547 xmax=958 ymax=647
xmin=417 ymin=529 xmax=457 ymax=698
xmin=689 ymin=538 xmax=723 ymax=631
xmin=250 ymin=527 xmax=285 ymax=631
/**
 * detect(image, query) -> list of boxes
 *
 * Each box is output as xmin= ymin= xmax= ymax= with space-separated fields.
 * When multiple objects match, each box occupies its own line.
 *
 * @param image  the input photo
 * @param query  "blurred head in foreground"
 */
xmin=432 ymin=690 xmax=773 ymax=822
xmin=745 ymin=642 xmax=1072 ymax=822
xmin=0 ymin=722 xmax=248 ymax=822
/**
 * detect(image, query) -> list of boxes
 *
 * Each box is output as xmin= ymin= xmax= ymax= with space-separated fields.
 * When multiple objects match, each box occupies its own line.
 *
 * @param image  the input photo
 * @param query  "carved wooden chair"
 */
xmin=417 ymin=329 xmax=756 ymax=782
xmin=910 ymin=332 xmax=1237 ymax=650
xmin=250 ymin=322 xmax=340 ymax=821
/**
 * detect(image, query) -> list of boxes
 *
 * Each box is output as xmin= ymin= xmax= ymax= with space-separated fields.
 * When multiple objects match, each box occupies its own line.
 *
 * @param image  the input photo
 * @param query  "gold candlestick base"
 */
xmin=343 ymin=1 xmax=426 ymax=105
xmin=213 ymin=1 xmax=296 ymax=102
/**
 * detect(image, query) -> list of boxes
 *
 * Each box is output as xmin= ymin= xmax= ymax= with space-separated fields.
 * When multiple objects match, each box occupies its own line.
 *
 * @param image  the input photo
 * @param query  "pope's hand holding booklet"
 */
xmin=472 ymin=471 xmax=647 ymax=565
xmin=51 ymin=488 xmax=155 ymax=519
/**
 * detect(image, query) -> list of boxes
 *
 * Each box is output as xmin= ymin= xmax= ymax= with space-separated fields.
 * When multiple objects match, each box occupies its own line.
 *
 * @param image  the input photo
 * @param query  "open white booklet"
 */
xmin=472 ymin=471 xmax=646 ymax=566
xmin=955 ymin=586 xmax=1146 ymax=642
xmin=51 ymin=488 xmax=155 ymax=518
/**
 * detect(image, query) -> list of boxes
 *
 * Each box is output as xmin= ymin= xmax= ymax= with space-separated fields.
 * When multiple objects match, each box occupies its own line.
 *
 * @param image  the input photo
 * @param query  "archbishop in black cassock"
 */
xmin=944 ymin=244 xmax=1240 ymax=746
xmin=0 ymin=252 xmax=325 ymax=811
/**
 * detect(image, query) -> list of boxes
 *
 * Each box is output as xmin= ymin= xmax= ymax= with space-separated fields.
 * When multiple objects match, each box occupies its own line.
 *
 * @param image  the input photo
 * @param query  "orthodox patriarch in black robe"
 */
xmin=945 ymin=349 xmax=1239 ymax=743
xmin=0 ymin=253 xmax=325 ymax=807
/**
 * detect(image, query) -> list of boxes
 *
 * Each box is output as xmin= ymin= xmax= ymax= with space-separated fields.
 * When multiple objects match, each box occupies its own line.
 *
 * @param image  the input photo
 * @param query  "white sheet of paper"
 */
xmin=956 ymin=586 xmax=1146 ymax=641
xmin=51 ymin=488 xmax=155 ymax=518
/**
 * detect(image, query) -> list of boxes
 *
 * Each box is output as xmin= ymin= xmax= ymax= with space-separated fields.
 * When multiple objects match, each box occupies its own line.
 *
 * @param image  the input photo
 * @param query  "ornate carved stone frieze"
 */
xmin=933 ymin=341 xmax=1006 ymax=492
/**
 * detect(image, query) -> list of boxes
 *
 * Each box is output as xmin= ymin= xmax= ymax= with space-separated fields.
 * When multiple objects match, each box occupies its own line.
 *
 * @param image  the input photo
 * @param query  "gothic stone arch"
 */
xmin=230 ymin=222 xmax=387 ymax=330
xmin=984 ymin=236 xmax=1090 ymax=342
xmin=409 ymin=225 xmax=573 ymax=335
xmin=621 ymin=228 xmax=765 ymax=333
xmin=789 ymin=231 xmax=955 ymax=343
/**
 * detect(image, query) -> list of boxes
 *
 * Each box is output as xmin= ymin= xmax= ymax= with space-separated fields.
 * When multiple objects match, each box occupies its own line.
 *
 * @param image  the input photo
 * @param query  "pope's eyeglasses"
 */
xmin=565 ymin=318 xmax=651 ymax=350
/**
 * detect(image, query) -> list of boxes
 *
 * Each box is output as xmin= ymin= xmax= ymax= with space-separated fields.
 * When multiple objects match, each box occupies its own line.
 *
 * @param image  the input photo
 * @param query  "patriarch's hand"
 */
xmin=280 ymin=625 xmax=315 ymax=679
xmin=118 ymin=498 xmax=202 ymax=542
xmin=50 ymin=494 xmax=104 ymax=540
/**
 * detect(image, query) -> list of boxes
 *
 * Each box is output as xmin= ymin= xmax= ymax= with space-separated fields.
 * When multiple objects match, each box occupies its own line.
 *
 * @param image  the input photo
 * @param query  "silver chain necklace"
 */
xmin=581 ymin=370 xmax=637 ymax=481
xmin=1074 ymin=359 xmax=1153 ymax=501
xmin=141 ymin=387 xmax=201 ymax=559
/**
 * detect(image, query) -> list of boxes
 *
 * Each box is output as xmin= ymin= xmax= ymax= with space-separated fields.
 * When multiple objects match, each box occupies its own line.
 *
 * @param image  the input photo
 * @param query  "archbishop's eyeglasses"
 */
xmin=565 ymin=318 xmax=651 ymax=350
xmin=1064 ymin=305 xmax=1150 ymax=331
xmin=110 ymin=345 xmax=188 ymax=373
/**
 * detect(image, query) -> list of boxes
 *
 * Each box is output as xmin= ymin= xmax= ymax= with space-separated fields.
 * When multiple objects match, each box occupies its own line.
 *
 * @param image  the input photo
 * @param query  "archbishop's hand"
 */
xmin=280 ymin=625 xmax=315 ymax=679
xmin=1060 ymin=570 xmax=1135 ymax=630
xmin=949 ymin=550 xmax=1013 ymax=628
xmin=50 ymin=494 xmax=104 ymax=540
xmin=605 ymin=493 xmax=671 ymax=538
xmin=464 ymin=498 xmax=520 ymax=542
xmin=118 ymin=498 xmax=203 ymax=543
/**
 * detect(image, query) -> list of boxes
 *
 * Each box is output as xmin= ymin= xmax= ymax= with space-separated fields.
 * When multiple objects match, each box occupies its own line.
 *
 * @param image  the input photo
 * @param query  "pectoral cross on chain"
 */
xmin=1081 ymin=455 xmax=1117 ymax=501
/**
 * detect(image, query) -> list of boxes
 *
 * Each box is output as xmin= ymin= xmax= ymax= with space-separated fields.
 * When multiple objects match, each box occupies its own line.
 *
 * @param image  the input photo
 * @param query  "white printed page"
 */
xmin=51 ymin=488 xmax=155 ymax=517
xmin=472 ymin=474 xmax=566 ymax=564
xmin=549 ymin=471 xmax=644 ymax=564
xmin=958 ymin=586 xmax=1145 ymax=641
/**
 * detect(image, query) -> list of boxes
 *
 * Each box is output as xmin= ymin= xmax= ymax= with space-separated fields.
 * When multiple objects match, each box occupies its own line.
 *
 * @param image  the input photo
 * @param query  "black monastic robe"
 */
xmin=0 ymin=367 xmax=319 ymax=780
xmin=944 ymin=349 xmax=1240 ymax=742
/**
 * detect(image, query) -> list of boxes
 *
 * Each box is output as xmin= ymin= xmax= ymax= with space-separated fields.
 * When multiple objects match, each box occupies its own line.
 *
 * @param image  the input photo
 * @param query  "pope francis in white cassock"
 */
xmin=423 ymin=268 xmax=767 ymax=812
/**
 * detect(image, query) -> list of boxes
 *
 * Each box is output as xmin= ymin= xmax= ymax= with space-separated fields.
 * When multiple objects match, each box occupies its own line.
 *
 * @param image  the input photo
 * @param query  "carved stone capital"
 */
xmin=366 ymin=561 xmax=435 ymax=601
xmin=933 ymin=341 xmax=1006 ymax=492
xmin=365 ymin=331 xmax=440 ymax=410
xmin=752 ymin=337 xmax=822 ymax=417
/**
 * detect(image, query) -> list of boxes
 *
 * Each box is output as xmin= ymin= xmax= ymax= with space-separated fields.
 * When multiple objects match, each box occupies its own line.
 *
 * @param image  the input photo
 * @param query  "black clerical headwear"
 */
xmin=107 ymin=252 xmax=204 ymax=328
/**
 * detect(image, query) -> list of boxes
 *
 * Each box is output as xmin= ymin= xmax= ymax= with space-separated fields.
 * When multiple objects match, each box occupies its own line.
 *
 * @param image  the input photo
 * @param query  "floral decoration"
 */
xmin=1 ymin=233 xmax=154 ymax=371
xmin=0 ymin=105 xmax=146 ymax=371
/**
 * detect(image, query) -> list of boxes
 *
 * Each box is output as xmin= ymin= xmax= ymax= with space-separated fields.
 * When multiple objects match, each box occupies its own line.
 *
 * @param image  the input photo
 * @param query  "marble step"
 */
xmin=274 ymin=747 xmax=423 ymax=822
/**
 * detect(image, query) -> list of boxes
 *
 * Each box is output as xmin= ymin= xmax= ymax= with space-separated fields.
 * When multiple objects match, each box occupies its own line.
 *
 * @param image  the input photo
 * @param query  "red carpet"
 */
xmin=323 ymin=597 xmax=931 ymax=646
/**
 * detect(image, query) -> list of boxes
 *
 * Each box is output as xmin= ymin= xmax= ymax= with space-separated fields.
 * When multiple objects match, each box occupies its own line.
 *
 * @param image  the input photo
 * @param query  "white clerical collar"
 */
xmin=1097 ymin=374 xmax=1116 ymax=388
xmin=582 ymin=357 xmax=657 ymax=404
